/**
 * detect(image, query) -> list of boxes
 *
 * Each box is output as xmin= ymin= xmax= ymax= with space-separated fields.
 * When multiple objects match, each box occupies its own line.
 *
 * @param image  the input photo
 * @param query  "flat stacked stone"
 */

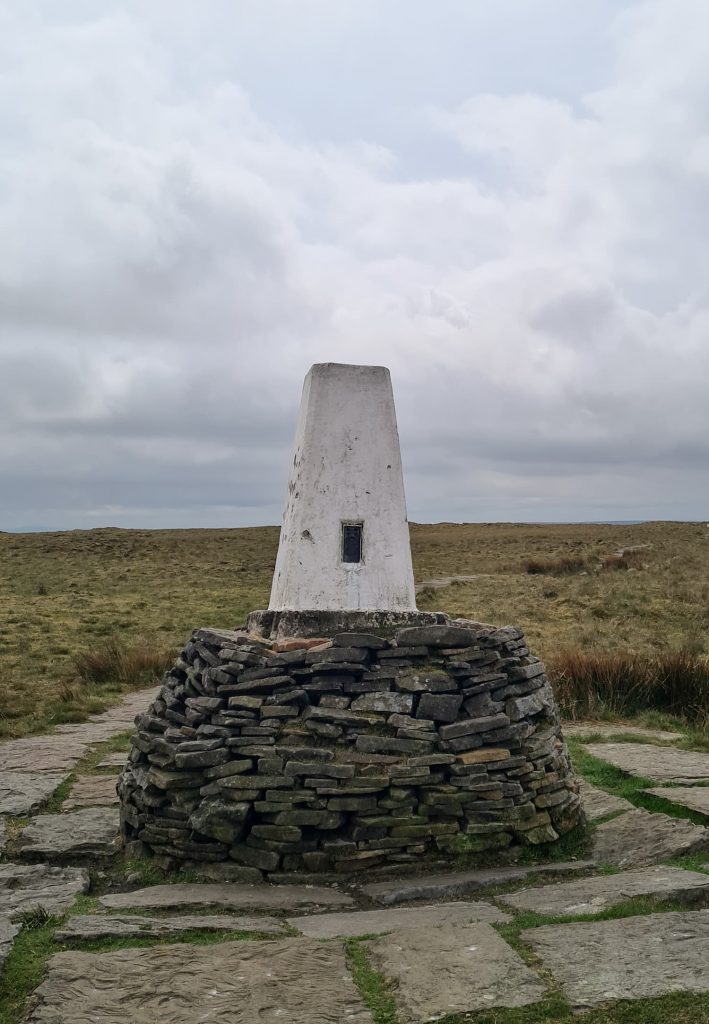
xmin=118 ymin=618 xmax=583 ymax=876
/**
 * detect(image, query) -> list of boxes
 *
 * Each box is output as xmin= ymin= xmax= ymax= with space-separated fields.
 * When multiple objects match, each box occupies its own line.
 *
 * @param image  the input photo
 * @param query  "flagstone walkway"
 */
xmin=2 ymin=699 xmax=709 ymax=1022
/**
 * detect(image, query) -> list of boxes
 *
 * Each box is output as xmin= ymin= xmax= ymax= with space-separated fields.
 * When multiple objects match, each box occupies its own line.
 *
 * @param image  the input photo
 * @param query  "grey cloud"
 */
xmin=1 ymin=1 xmax=708 ymax=530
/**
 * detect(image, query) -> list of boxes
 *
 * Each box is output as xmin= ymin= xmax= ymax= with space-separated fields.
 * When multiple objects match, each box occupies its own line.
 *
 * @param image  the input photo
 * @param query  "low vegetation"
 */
xmin=547 ymin=649 xmax=709 ymax=725
xmin=1 ymin=521 xmax=708 ymax=737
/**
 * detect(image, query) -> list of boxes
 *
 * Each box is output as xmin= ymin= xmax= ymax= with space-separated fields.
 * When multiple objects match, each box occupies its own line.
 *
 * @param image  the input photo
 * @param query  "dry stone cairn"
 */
xmin=118 ymin=363 xmax=583 ymax=874
xmin=118 ymin=619 xmax=583 ymax=875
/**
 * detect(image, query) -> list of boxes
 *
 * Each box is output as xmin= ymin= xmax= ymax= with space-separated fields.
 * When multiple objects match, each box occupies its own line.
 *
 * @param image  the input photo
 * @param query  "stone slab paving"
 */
xmin=0 ymin=863 xmax=90 ymax=917
xmin=100 ymin=881 xmax=354 ymax=913
xmin=585 ymin=742 xmax=709 ymax=782
xmin=1 ymin=916 xmax=20 ymax=974
xmin=55 ymin=913 xmax=289 ymax=942
xmin=564 ymin=722 xmax=681 ymax=742
xmin=0 ymin=771 xmax=68 ymax=816
xmin=644 ymin=785 xmax=709 ymax=818
xmin=289 ymin=899 xmax=511 ymax=938
xmin=0 ymin=735 xmax=91 ymax=773
xmin=62 ymin=775 xmax=119 ymax=811
xmin=0 ymin=686 xmax=157 ymax=774
xmin=361 ymin=860 xmax=594 ymax=905
xmin=522 ymin=910 xmax=709 ymax=1009
xmin=27 ymin=938 xmax=373 ymax=1024
xmin=578 ymin=778 xmax=634 ymax=820
xmin=592 ymin=808 xmax=709 ymax=868
xmin=14 ymin=807 xmax=120 ymax=860
xmin=499 ymin=865 xmax=709 ymax=917
xmin=96 ymin=753 xmax=129 ymax=768
xmin=369 ymin=923 xmax=546 ymax=1020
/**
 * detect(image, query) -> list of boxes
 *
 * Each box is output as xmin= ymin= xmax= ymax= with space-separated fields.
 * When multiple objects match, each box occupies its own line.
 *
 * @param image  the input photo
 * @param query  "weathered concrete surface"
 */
xmin=28 ymin=939 xmax=373 ymax=1024
xmin=369 ymin=923 xmax=545 ymax=1020
xmin=564 ymin=723 xmax=681 ymax=742
xmin=592 ymin=808 xmax=709 ymax=868
xmin=14 ymin=807 xmax=120 ymax=860
xmin=499 ymin=866 xmax=709 ymax=917
xmin=361 ymin=861 xmax=593 ymax=905
xmin=523 ymin=911 xmax=709 ymax=1008
xmin=289 ymin=900 xmax=511 ymax=938
xmin=578 ymin=779 xmax=634 ymax=821
xmin=0 ymin=916 xmax=20 ymax=974
xmin=0 ymin=688 xmax=157 ymax=774
xmin=0 ymin=863 xmax=89 ymax=917
xmin=0 ymin=772 xmax=67 ymax=816
xmin=55 ymin=913 xmax=288 ymax=942
xmin=269 ymin=363 xmax=416 ymax=614
xmin=585 ymin=742 xmax=709 ymax=782
xmin=100 ymin=882 xmax=353 ymax=913
xmin=62 ymin=775 xmax=118 ymax=811
xmin=644 ymin=786 xmax=709 ymax=818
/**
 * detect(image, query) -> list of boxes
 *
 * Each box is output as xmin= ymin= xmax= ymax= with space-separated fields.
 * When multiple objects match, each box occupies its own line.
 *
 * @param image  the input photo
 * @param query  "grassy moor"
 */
xmin=1 ymin=521 xmax=708 ymax=738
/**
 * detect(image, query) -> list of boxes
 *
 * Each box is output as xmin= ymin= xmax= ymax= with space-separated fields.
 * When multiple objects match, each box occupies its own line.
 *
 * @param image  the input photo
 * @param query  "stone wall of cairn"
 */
xmin=118 ymin=621 xmax=584 ymax=876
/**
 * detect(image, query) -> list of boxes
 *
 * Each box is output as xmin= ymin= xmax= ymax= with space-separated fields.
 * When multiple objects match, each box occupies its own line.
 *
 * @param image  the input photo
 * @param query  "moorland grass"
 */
xmin=1 ymin=521 xmax=708 ymax=737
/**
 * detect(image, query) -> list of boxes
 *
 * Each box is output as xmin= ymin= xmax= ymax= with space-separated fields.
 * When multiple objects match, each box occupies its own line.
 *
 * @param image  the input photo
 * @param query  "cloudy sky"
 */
xmin=1 ymin=0 xmax=708 ymax=530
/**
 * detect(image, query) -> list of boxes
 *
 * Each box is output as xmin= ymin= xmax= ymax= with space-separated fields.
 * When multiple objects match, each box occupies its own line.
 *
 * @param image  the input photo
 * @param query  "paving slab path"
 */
xmin=96 ymin=752 xmax=129 ymax=769
xmin=644 ymin=785 xmax=709 ymax=818
xmin=62 ymin=774 xmax=119 ymax=811
xmin=0 ymin=686 xmax=157 ymax=774
xmin=27 ymin=938 xmax=373 ymax=1024
xmin=592 ymin=807 xmax=709 ymax=867
xmin=0 ymin=863 xmax=89 ymax=917
xmin=0 ymin=771 xmax=68 ymax=816
xmin=522 ymin=910 xmax=709 ymax=1009
xmin=584 ymin=742 xmax=709 ymax=782
xmin=369 ymin=922 xmax=546 ymax=1020
xmin=100 ymin=881 xmax=354 ymax=913
xmin=578 ymin=778 xmax=634 ymax=820
xmin=564 ymin=722 xmax=682 ymax=742
xmin=499 ymin=865 xmax=709 ymax=917
xmin=13 ymin=806 xmax=120 ymax=861
xmin=289 ymin=899 xmax=511 ymax=938
xmin=55 ymin=913 xmax=289 ymax=942
xmin=361 ymin=860 xmax=594 ymax=905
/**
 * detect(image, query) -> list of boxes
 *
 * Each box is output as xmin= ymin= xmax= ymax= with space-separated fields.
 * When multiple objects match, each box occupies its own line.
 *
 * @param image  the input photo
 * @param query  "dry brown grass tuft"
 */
xmin=74 ymin=640 xmax=173 ymax=686
xmin=601 ymin=550 xmax=645 ymax=571
xmin=547 ymin=647 xmax=709 ymax=723
xmin=523 ymin=556 xmax=587 ymax=576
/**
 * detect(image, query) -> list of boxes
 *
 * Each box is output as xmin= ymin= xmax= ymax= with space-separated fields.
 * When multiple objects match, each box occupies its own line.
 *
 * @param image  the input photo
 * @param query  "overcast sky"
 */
xmin=1 ymin=0 xmax=708 ymax=530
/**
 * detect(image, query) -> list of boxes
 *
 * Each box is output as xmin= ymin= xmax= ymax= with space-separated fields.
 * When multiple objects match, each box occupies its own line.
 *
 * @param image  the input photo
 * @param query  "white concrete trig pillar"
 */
xmin=268 ymin=363 xmax=417 ymax=612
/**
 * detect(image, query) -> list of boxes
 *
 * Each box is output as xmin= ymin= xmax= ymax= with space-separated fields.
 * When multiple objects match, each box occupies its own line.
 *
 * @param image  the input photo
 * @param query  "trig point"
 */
xmin=270 ymin=363 xmax=416 ymax=613
xmin=250 ymin=362 xmax=441 ymax=639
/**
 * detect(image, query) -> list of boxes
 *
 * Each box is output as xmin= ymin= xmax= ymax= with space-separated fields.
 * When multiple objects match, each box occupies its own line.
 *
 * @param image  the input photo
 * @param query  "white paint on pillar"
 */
xmin=269 ymin=363 xmax=417 ymax=612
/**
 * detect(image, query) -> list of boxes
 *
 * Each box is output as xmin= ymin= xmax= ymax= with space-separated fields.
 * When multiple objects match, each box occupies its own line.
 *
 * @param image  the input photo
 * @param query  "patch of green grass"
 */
xmin=95 ymin=856 xmax=199 ymax=893
xmin=0 ymin=920 xmax=57 ymax=1024
xmin=497 ymin=895 xmax=706 ymax=935
xmin=436 ymin=992 xmax=709 ymax=1023
xmin=345 ymin=937 xmax=400 ymax=1024
xmin=513 ymin=823 xmax=594 ymax=865
xmin=0 ymin=817 xmax=29 ymax=848
xmin=70 ymin=893 xmax=101 ymax=914
xmin=58 ymin=928 xmax=282 ymax=953
xmin=42 ymin=775 xmax=75 ymax=814
xmin=662 ymin=853 xmax=709 ymax=874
